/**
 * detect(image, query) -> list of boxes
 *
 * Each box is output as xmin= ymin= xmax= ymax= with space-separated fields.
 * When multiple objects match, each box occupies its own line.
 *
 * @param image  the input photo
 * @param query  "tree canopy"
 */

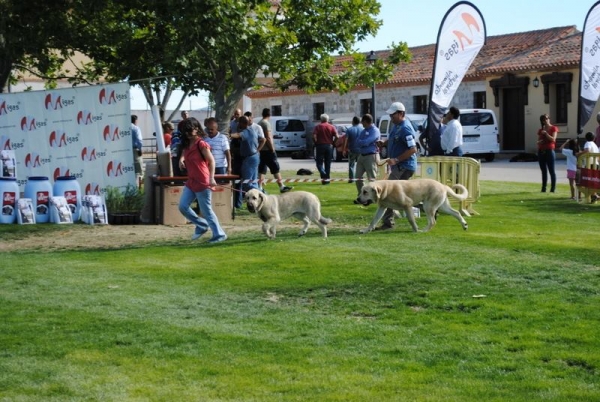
xmin=2 ymin=0 xmax=411 ymax=128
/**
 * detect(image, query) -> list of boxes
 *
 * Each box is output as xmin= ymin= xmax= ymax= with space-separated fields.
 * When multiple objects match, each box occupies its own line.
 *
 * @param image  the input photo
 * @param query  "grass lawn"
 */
xmin=0 ymin=178 xmax=599 ymax=401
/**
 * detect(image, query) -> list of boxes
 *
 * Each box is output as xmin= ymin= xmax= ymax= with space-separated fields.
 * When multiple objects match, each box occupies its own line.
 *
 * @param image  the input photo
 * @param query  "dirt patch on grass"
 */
xmin=0 ymin=214 xmax=261 ymax=252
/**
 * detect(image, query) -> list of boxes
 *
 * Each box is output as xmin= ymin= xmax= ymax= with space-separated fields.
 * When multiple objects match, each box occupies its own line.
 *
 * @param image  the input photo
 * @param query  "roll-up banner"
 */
xmin=577 ymin=0 xmax=600 ymax=134
xmin=0 ymin=83 xmax=134 ymax=194
xmin=426 ymin=1 xmax=486 ymax=138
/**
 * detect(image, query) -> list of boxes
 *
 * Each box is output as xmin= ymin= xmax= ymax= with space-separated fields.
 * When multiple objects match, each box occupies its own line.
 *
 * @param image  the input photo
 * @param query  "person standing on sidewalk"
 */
xmin=375 ymin=102 xmax=418 ymax=230
xmin=312 ymin=114 xmax=338 ymax=185
xmin=258 ymin=108 xmax=293 ymax=193
xmin=537 ymin=114 xmax=558 ymax=193
xmin=353 ymin=114 xmax=380 ymax=203
xmin=343 ymin=116 xmax=363 ymax=184
xmin=441 ymin=106 xmax=463 ymax=156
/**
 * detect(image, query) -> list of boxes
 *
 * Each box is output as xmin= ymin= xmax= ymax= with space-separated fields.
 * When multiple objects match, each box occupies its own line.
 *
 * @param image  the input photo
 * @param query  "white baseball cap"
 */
xmin=385 ymin=102 xmax=406 ymax=114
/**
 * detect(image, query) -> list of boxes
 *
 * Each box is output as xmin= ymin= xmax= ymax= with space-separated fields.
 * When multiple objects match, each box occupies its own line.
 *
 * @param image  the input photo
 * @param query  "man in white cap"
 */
xmin=375 ymin=102 xmax=418 ymax=230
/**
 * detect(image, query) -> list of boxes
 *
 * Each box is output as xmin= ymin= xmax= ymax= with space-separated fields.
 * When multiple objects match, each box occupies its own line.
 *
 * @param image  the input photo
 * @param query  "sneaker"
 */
xmin=374 ymin=224 xmax=394 ymax=231
xmin=208 ymin=235 xmax=227 ymax=244
xmin=592 ymin=194 xmax=598 ymax=204
xmin=280 ymin=186 xmax=293 ymax=193
xmin=192 ymin=229 xmax=207 ymax=240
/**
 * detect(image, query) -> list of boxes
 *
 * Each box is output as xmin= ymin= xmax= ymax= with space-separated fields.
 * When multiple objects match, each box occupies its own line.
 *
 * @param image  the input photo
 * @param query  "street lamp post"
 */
xmin=366 ymin=50 xmax=378 ymax=122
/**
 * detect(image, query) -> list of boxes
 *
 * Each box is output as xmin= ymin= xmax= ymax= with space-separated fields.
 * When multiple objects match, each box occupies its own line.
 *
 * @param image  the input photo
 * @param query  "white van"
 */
xmin=378 ymin=109 xmax=499 ymax=161
xmin=457 ymin=109 xmax=499 ymax=161
xmin=270 ymin=116 xmax=307 ymax=152
xmin=378 ymin=113 xmax=427 ymax=158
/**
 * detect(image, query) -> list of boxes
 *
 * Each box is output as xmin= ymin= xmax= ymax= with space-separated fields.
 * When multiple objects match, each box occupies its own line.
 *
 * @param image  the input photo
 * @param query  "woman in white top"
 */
xmin=559 ymin=139 xmax=580 ymax=200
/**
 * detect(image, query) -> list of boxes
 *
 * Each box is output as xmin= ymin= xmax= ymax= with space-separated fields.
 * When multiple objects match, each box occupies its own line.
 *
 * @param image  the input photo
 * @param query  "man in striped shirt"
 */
xmin=204 ymin=117 xmax=231 ymax=177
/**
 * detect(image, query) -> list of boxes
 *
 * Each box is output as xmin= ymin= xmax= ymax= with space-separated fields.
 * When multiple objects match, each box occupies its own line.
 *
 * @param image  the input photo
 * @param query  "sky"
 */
xmin=130 ymin=0 xmax=595 ymax=110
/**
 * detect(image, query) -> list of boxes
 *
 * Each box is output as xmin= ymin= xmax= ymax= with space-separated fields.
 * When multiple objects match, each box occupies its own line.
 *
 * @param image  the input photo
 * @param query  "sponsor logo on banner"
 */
xmin=99 ymin=88 xmax=117 ymax=105
xmin=25 ymin=153 xmax=42 ymax=168
xmin=106 ymin=160 xmax=124 ymax=177
xmin=44 ymin=93 xmax=75 ymax=110
xmin=81 ymin=146 xmax=107 ymax=162
xmin=49 ymin=130 xmax=68 ymax=148
xmin=53 ymin=167 xmax=71 ymax=180
xmin=1 ymin=135 xmax=11 ymax=150
xmin=0 ymin=98 xmax=19 ymax=115
xmin=21 ymin=116 xmax=46 ymax=131
xmin=103 ymin=124 xmax=120 ymax=142
xmin=85 ymin=182 xmax=101 ymax=195
xmin=77 ymin=110 xmax=94 ymax=125
xmin=53 ymin=166 xmax=83 ymax=180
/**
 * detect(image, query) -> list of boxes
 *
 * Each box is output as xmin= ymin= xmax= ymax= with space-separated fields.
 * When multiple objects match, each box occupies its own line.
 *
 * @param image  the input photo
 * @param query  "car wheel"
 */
xmin=484 ymin=153 xmax=495 ymax=162
xmin=380 ymin=146 xmax=388 ymax=159
xmin=335 ymin=148 xmax=344 ymax=162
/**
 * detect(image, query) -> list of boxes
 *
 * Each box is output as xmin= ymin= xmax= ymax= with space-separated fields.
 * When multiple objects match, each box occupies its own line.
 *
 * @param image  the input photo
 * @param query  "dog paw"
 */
xmin=359 ymin=228 xmax=371 ymax=234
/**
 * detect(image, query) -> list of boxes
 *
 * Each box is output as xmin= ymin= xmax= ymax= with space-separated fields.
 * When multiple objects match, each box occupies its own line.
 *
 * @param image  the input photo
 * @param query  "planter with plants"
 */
xmin=104 ymin=184 xmax=145 ymax=224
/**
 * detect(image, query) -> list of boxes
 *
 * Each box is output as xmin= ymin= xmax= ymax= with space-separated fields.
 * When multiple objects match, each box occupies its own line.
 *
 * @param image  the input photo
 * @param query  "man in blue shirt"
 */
xmin=353 ymin=114 xmax=380 ymax=203
xmin=343 ymin=116 xmax=363 ymax=184
xmin=376 ymin=102 xmax=418 ymax=230
xmin=131 ymin=115 xmax=144 ymax=185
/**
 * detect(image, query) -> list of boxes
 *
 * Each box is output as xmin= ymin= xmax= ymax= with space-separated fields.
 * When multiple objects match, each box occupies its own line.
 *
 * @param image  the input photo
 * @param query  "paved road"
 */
xmin=278 ymin=154 xmax=566 ymax=184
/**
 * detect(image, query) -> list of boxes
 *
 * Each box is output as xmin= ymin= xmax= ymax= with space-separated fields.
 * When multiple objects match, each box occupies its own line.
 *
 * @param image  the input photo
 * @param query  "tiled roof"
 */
xmin=248 ymin=26 xmax=581 ymax=97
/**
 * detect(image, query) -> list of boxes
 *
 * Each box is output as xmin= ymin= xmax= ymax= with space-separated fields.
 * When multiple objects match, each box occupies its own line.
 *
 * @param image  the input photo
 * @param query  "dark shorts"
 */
xmin=259 ymin=151 xmax=280 ymax=175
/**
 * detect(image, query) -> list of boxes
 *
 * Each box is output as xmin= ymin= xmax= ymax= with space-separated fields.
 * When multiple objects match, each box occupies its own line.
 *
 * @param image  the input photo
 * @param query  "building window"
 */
xmin=360 ymin=98 xmax=372 ymax=116
xmin=473 ymin=91 xmax=486 ymax=108
xmin=271 ymin=105 xmax=282 ymax=116
xmin=312 ymin=102 xmax=324 ymax=121
xmin=413 ymin=95 xmax=427 ymax=114
xmin=554 ymin=83 xmax=568 ymax=124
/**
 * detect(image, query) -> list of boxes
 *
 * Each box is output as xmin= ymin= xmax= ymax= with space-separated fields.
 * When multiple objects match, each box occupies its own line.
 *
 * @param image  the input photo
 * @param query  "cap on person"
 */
xmin=385 ymin=102 xmax=406 ymax=115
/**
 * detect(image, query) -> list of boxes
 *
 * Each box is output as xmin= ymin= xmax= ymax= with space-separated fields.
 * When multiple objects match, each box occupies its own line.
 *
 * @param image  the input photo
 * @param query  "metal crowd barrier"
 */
xmin=413 ymin=156 xmax=481 ymax=216
xmin=576 ymin=152 xmax=600 ymax=203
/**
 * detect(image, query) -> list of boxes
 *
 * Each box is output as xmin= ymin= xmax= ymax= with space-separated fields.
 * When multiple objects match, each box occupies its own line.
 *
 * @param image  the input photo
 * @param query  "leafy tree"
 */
xmin=0 ymin=0 xmax=76 ymax=92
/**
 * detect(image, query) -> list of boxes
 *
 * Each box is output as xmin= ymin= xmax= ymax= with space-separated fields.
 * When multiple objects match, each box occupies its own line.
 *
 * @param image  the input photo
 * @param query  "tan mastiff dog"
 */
xmin=357 ymin=179 xmax=468 ymax=233
xmin=245 ymin=188 xmax=332 ymax=239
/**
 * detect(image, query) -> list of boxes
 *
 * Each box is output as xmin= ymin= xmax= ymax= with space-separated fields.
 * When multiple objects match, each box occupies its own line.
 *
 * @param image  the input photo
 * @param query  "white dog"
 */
xmin=358 ymin=179 xmax=468 ymax=233
xmin=244 ymin=188 xmax=332 ymax=239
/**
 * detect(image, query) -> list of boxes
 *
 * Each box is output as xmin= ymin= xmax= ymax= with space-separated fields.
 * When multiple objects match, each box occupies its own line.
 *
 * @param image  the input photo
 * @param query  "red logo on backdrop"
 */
xmin=20 ymin=116 xmax=37 ymax=131
xmin=106 ymin=160 xmax=123 ymax=177
xmin=99 ymin=88 xmax=117 ymax=105
xmin=453 ymin=13 xmax=481 ymax=51
xmin=1 ymin=135 xmax=10 ymax=150
xmin=0 ymin=100 xmax=7 ymax=115
xmin=49 ymin=130 xmax=68 ymax=148
xmin=103 ymin=124 xmax=120 ymax=142
xmin=81 ymin=147 xmax=97 ymax=161
xmin=53 ymin=167 xmax=71 ymax=181
xmin=44 ymin=93 xmax=62 ymax=110
xmin=37 ymin=191 xmax=49 ymax=204
xmin=85 ymin=183 xmax=101 ymax=195
xmin=77 ymin=110 xmax=93 ymax=125
xmin=25 ymin=153 xmax=41 ymax=168
xmin=3 ymin=192 xmax=15 ymax=204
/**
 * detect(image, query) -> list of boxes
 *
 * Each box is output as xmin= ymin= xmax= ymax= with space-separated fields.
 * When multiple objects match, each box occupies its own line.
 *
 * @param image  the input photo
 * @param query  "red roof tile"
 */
xmin=248 ymin=26 xmax=581 ymax=97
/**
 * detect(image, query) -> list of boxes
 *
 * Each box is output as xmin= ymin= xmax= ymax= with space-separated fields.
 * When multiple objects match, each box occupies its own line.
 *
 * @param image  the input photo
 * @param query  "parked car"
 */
xmin=271 ymin=116 xmax=308 ymax=152
xmin=457 ymin=109 xmax=499 ymax=161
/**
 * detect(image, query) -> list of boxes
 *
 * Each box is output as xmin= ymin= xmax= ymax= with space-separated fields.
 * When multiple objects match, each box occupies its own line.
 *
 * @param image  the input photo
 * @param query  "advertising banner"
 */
xmin=426 ymin=1 xmax=486 ymax=138
xmin=577 ymin=0 xmax=600 ymax=133
xmin=0 ymin=83 xmax=134 ymax=194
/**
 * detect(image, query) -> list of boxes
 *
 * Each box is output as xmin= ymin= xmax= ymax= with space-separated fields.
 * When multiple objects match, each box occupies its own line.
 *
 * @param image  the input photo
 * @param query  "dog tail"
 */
xmin=319 ymin=216 xmax=332 ymax=225
xmin=447 ymin=184 xmax=469 ymax=201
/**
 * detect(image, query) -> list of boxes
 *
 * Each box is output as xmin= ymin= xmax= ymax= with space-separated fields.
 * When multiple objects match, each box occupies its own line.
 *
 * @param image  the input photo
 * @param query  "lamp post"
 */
xmin=366 ymin=50 xmax=378 ymax=121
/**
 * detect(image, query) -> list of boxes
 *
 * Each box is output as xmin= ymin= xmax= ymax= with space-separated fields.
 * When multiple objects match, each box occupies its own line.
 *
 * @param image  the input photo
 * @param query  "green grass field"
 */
xmin=0 ymin=179 xmax=598 ymax=401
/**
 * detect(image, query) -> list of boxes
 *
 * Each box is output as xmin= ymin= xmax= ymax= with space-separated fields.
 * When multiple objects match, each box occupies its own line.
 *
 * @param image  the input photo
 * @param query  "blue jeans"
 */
xmin=241 ymin=152 xmax=260 ymax=193
xmin=178 ymin=186 xmax=226 ymax=239
xmin=538 ymin=149 xmax=556 ymax=192
xmin=315 ymin=144 xmax=333 ymax=180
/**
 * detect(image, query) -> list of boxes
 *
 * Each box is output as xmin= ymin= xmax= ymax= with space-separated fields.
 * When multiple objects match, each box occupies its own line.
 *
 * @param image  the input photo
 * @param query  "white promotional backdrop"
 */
xmin=0 ymin=83 xmax=134 ymax=194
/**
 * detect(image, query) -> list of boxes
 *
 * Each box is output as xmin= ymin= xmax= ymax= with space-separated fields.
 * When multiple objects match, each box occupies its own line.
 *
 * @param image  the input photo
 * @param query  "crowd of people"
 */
xmin=133 ymin=99 xmax=600 ymax=242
